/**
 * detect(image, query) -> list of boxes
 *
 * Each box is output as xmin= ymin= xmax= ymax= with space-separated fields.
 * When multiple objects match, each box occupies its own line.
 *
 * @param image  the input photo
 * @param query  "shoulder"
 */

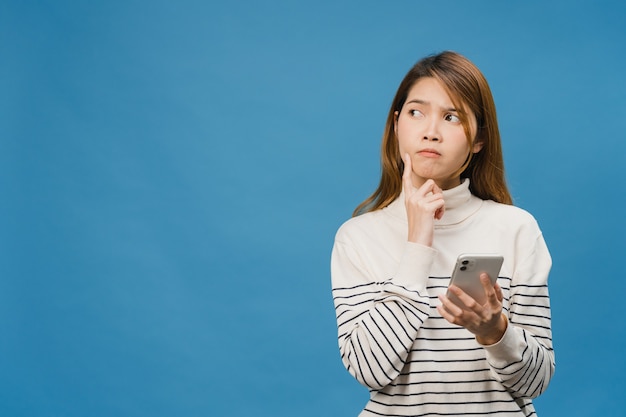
xmin=335 ymin=197 xmax=405 ymax=246
xmin=483 ymin=200 xmax=539 ymax=225
xmin=335 ymin=209 xmax=385 ymax=243
xmin=480 ymin=200 xmax=544 ymax=240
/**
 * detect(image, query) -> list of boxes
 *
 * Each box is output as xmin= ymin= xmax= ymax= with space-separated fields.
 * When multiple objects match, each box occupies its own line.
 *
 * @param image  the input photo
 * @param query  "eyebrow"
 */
xmin=405 ymin=99 xmax=458 ymax=113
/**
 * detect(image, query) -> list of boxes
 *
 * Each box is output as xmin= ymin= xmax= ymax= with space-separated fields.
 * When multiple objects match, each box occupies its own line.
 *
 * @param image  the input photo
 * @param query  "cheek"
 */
xmin=448 ymin=132 xmax=473 ymax=160
xmin=395 ymin=124 xmax=406 ymax=151
xmin=396 ymin=119 xmax=414 ymax=147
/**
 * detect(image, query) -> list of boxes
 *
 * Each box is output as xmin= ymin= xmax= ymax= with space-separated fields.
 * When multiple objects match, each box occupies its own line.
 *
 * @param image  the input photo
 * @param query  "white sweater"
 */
xmin=331 ymin=180 xmax=554 ymax=416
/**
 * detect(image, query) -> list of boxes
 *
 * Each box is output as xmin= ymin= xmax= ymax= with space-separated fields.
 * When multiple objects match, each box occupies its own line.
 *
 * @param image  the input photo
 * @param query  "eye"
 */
xmin=445 ymin=113 xmax=461 ymax=123
xmin=409 ymin=109 xmax=424 ymax=118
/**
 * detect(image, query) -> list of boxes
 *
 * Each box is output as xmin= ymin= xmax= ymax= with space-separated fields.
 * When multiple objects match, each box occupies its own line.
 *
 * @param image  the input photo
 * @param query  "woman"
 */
xmin=331 ymin=51 xmax=554 ymax=416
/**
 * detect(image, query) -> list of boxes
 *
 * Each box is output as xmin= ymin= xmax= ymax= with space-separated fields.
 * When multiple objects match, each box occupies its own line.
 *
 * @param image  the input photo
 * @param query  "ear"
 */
xmin=472 ymin=140 xmax=484 ymax=154
xmin=393 ymin=111 xmax=399 ymax=135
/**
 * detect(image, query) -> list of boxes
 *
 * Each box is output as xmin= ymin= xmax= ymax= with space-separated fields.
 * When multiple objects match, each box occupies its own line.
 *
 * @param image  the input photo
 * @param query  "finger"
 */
xmin=481 ymin=275 xmax=505 ymax=313
xmin=432 ymin=195 xmax=445 ymax=219
xmin=446 ymin=285 xmax=480 ymax=312
xmin=421 ymin=196 xmax=445 ymax=220
xmin=402 ymin=153 xmax=413 ymax=194
xmin=407 ymin=194 xmax=445 ymax=218
xmin=434 ymin=205 xmax=445 ymax=220
xmin=479 ymin=273 xmax=493 ymax=291
xmin=402 ymin=153 xmax=411 ymax=180
xmin=479 ymin=273 xmax=498 ymax=305
xmin=418 ymin=178 xmax=436 ymax=194
xmin=494 ymin=282 xmax=504 ymax=303
xmin=420 ymin=192 xmax=444 ymax=205
xmin=430 ymin=183 xmax=445 ymax=219
xmin=437 ymin=295 xmax=464 ymax=320
xmin=438 ymin=294 xmax=481 ymax=329
xmin=437 ymin=304 xmax=457 ymax=324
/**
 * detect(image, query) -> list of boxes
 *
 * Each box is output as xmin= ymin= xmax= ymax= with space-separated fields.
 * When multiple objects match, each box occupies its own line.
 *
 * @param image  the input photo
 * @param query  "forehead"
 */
xmin=405 ymin=76 xmax=477 ymax=130
xmin=406 ymin=77 xmax=457 ymax=105
xmin=406 ymin=77 xmax=475 ymax=117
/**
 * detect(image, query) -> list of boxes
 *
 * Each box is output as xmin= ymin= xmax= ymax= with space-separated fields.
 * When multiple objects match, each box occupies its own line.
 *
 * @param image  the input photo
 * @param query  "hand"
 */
xmin=437 ymin=273 xmax=508 ymax=345
xmin=402 ymin=153 xmax=445 ymax=246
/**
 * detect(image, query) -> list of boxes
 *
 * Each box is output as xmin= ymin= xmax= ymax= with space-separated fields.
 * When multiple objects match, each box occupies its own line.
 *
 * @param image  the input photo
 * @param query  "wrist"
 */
xmin=476 ymin=313 xmax=508 ymax=346
xmin=407 ymin=222 xmax=434 ymax=246
xmin=407 ymin=232 xmax=432 ymax=246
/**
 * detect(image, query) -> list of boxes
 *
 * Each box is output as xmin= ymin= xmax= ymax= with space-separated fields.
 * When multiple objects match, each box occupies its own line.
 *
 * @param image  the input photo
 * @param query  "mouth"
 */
xmin=417 ymin=148 xmax=441 ymax=158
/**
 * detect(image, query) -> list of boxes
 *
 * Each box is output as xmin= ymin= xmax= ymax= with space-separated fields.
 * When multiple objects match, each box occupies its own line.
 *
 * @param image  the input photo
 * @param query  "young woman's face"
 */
xmin=394 ymin=77 xmax=481 ymax=190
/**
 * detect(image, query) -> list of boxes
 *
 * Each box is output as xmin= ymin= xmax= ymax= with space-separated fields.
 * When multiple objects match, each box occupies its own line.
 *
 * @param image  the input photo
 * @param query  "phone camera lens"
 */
xmin=460 ymin=266 xmax=467 ymax=271
xmin=462 ymin=260 xmax=469 ymax=265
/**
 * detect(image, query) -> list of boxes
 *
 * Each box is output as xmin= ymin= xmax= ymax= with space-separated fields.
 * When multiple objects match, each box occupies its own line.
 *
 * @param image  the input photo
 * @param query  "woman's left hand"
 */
xmin=437 ymin=273 xmax=508 ymax=345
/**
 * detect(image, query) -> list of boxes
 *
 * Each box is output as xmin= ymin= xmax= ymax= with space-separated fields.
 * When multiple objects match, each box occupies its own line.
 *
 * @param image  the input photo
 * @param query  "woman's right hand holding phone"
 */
xmin=402 ymin=153 xmax=445 ymax=247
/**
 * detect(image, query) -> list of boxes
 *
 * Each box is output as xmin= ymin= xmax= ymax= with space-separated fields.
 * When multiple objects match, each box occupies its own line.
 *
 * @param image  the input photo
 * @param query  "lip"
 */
xmin=417 ymin=148 xmax=441 ymax=158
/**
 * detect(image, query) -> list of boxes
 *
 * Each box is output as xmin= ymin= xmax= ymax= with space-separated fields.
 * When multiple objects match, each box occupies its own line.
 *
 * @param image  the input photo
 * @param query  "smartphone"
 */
xmin=447 ymin=254 xmax=503 ymax=306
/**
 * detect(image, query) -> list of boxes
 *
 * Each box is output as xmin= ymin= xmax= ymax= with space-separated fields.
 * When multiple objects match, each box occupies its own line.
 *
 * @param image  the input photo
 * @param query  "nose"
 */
xmin=422 ymin=117 xmax=440 ymax=141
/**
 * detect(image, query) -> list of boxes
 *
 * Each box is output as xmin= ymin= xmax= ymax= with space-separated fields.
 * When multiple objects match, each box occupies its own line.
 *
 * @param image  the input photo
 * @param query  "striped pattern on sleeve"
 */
xmin=333 ymin=279 xmax=432 ymax=389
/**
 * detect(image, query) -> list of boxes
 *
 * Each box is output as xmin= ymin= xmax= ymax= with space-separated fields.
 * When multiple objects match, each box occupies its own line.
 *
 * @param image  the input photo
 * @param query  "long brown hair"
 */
xmin=353 ymin=51 xmax=512 ymax=216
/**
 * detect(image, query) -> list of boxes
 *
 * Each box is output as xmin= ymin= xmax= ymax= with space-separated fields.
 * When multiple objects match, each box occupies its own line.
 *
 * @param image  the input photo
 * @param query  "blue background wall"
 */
xmin=2 ymin=1 xmax=625 ymax=415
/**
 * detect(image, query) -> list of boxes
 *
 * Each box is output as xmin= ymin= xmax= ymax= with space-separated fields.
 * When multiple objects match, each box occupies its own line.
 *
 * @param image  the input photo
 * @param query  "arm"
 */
xmin=482 ymin=233 xmax=554 ymax=398
xmin=331 ymin=235 xmax=435 ymax=390
xmin=332 ymin=154 xmax=444 ymax=390
xmin=436 ymin=226 xmax=554 ymax=398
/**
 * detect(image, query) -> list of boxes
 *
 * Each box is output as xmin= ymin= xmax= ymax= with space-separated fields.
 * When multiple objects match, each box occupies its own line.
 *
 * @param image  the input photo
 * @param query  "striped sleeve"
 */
xmin=331 ymin=237 xmax=435 ymax=390
xmin=483 ymin=232 xmax=555 ymax=399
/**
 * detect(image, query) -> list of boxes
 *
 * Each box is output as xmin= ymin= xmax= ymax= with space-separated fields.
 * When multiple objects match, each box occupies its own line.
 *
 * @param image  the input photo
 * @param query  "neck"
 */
xmin=411 ymin=175 xmax=461 ymax=191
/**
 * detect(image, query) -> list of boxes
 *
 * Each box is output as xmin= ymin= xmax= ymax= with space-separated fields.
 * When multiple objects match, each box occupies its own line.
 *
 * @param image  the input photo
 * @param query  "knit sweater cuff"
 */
xmin=481 ymin=320 xmax=523 ymax=364
xmin=394 ymin=242 xmax=436 ymax=291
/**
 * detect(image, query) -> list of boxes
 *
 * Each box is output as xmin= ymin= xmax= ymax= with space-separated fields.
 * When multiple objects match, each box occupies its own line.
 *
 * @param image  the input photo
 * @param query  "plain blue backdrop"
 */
xmin=2 ymin=1 xmax=625 ymax=416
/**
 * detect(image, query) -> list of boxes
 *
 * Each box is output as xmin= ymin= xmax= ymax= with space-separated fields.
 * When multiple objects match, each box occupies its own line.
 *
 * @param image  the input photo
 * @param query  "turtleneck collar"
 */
xmin=384 ymin=179 xmax=483 ymax=226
